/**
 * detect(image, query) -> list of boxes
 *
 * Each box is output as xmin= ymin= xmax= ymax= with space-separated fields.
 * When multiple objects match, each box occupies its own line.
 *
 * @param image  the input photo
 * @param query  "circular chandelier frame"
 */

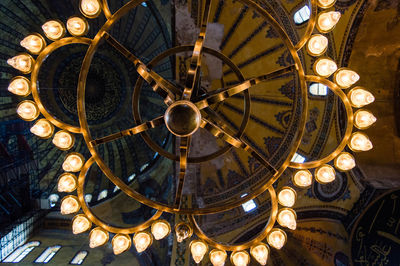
xmin=6 ymin=0 xmax=377 ymax=263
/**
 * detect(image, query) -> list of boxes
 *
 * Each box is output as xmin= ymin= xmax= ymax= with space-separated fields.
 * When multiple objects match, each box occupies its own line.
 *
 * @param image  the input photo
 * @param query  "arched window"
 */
xmin=309 ymin=83 xmax=328 ymax=96
xmin=291 ymin=152 xmax=306 ymax=163
xmin=84 ymin=194 xmax=92 ymax=203
xmin=34 ymin=245 xmax=61 ymax=263
xmin=294 ymin=5 xmax=311 ymax=25
xmin=2 ymin=241 xmax=40 ymax=263
xmin=241 ymin=194 xmax=257 ymax=212
xmin=48 ymin=194 xmax=59 ymax=208
xmin=70 ymin=250 xmax=88 ymax=265
xmin=97 ymin=190 xmax=108 ymax=201
xmin=128 ymin=173 xmax=136 ymax=182
xmin=140 ymin=163 xmax=149 ymax=172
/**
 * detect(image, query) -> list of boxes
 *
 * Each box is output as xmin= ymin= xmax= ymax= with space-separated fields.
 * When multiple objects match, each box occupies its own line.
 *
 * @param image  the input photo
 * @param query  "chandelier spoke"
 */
xmin=194 ymin=65 xmax=296 ymax=110
xmin=103 ymin=32 xmax=180 ymax=104
xmin=89 ymin=116 xmax=165 ymax=146
xmin=174 ymin=136 xmax=191 ymax=209
xmin=181 ymin=0 xmax=212 ymax=100
xmin=200 ymin=118 xmax=277 ymax=173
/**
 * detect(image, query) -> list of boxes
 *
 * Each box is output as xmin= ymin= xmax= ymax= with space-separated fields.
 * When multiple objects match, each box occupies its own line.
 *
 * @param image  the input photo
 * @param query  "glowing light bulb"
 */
xmin=112 ymin=234 xmax=131 ymax=255
xmin=334 ymin=152 xmax=356 ymax=171
xmin=267 ymin=229 xmax=287 ymax=249
xmin=133 ymin=232 xmax=153 ymax=253
xmin=278 ymin=187 xmax=297 ymax=207
xmin=334 ymin=68 xmax=360 ymax=88
xmin=57 ymin=173 xmax=78 ymax=192
xmin=67 ymin=17 xmax=88 ymax=36
xmin=314 ymin=57 xmax=337 ymax=77
xmin=317 ymin=0 xmax=336 ymax=8
xmin=8 ymin=77 xmax=31 ymax=96
xmin=42 ymin=20 xmax=65 ymax=40
xmin=354 ymin=109 xmax=377 ymax=129
xmin=30 ymin=119 xmax=54 ymax=139
xmin=349 ymin=132 xmax=373 ymax=152
xmin=209 ymin=249 xmax=227 ymax=266
xmin=53 ymin=130 xmax=75 ymax=150
xmin=317 ymin=11 xmax=341 ymax=33
xmin=62 ymin=153 xmax=84 ymax=172
xmin=250 ymin=243 xmax=270 ymax=265
xmin=72 ymin=214 xmax=91 ymax=234
xmin=277 ymin=208 xmax=297 ymax=230
xmin=315 ymin=164 xmax=336 ymax=184
xmin=89 ymin=227 xmax=109 ymax=248
xmin=60 ymin=196 xmax=80 ymax=215
xmin=7 ymin=54 xmax=34 ymax=73
xmin=20 ymin=34 xmax=45 ymax=54
xmin=151 ymin=220 xmax=171 ymax=240
xmin=230 ymin=251 xmax=250 ymax=266
xmin=17 ymin=100 xmax=39 ymax=121
xmin=80 ymin=0 xmax=101 ymax=18
xmin=348 ymin=87 xmax=375 ymax=108
xmin=307 ymin=34 xmax=328 ymax=56
xmin=190 ymin=240 xmax=208 ymax=264
xmin=175 ymin=222 xmax=193 ymax=242
xmin=292 ymin=170 xmax=312 ymax=188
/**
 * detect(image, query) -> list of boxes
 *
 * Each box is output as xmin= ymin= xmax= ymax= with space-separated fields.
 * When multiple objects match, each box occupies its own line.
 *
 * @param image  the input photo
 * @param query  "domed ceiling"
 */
xmin=0 ymin=0 xmax=399 ymax=265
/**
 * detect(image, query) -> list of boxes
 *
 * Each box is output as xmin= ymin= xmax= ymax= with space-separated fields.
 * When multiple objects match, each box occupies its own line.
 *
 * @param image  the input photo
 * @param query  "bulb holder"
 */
xmin=112 ymin=234 xmax=132 ymax=255
xmin=277 ymin=186 xmax=297 ymax=207
xmin=67 ymin=16 xmax=89 ymax=37
xmin=8 ymin=76 xmax=32 ymax=97
xmin=20 ymin=33 xmax=46 ymax=54
xmin=57 ymin=173 xmax=78 ymax=192
xmin=72 ymin=214 xmax=92 ymax=234
xmin=292 ymin=169 xmax=313 ymax=188
xmin=267 ymin=228 xmax=287 ymax=250
xmin=42 ymin=20 xmax=66 ymax=41
xmin=16 ymin=100 xmax=40 ymax=121
xmin=79 ymin=0 xmax=102 ymax=18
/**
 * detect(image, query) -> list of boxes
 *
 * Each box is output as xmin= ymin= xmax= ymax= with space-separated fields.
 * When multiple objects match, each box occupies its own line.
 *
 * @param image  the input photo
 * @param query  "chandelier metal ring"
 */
xmin=76 ymin=0 xmax=308 ymax=214
xmin=132 ymin=45 xmax=249 ymax=163
xmin=289 ymin=75 xmax=354 ymax=169
xmin=76 ymin=157 xmax=163 ymax=234
xmin=188 ymin=186 xmax=278 ymax=251
xmin=31 ymin=37 xmax=92 ymax=134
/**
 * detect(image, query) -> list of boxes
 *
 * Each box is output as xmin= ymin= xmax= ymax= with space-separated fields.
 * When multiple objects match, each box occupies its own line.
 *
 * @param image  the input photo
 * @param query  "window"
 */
xmin=3 ymin=241 xmax=40 ymax=263
xmin=34 ymin=245 xmax=61 ymax=263
xmin=309 ymin=83 xmax=328 ymax=96
xmin=141 ymin=2 xmax=147 ymax=7
xmin=97 ymin=190 xmax=108 ymax=201
xmin=84 ymin=194 xmax=92 ymax=203
xmin=113 ymin=186 xmax=120 ymax=193
xmin=241 ymin=194 xmax=257 ymax=212
xmin=128 ymin=173 xmax=136 ymax=182
xmin=70 ymin=251 xmax=88 ymax=265
xmin=140 ymin=163 xmax=149 ymax=172
xmin=294 ymin=5 xmax=311 ymax=25
xmin=291 ymin=153 xmax=306 ymax=163
xmin=48 ymin=194 xmax=59 ymax=208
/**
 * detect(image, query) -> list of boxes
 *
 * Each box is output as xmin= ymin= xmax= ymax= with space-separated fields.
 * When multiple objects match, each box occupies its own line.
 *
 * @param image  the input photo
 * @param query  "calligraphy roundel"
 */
xmin=350 ymin=190 xmax=400 ymax=265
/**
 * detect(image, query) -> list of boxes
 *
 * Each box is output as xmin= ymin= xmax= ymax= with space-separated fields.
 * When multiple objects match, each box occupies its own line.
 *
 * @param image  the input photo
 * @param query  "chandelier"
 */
xmin=7 ymin=0 xmax=376 ymax=265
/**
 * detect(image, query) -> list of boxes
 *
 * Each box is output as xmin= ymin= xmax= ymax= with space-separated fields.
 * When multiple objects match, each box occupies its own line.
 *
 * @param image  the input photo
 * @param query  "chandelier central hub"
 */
xmin=164 ymin=100 xmax=201 ymax=137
